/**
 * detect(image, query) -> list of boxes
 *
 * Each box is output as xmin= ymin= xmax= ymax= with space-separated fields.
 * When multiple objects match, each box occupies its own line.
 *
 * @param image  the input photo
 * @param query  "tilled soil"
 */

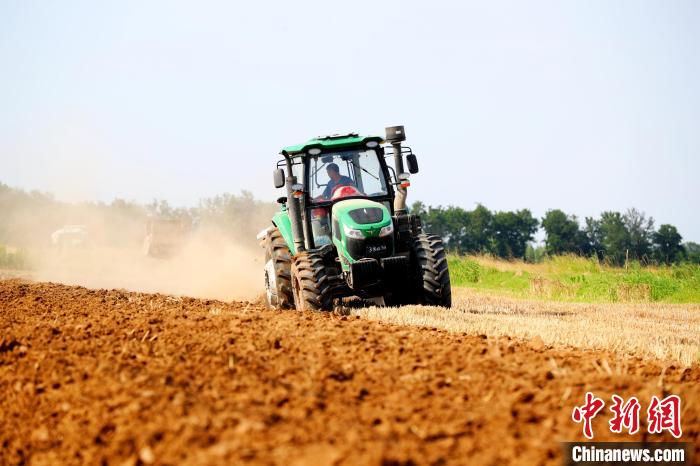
xmin=1 ymin=280 xmax=698 ymax=465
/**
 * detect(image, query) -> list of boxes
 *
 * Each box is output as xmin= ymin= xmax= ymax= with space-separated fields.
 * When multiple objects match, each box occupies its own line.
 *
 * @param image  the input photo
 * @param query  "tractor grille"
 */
xmin=347 ymin=235 xmax=393 ymax=260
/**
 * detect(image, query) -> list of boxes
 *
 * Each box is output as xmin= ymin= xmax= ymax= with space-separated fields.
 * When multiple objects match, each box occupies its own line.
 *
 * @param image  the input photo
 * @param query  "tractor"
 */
xmin=258 ymin=126 xmax=451 ymax=311
xmin=142 ymin=216 xmax=190 ymax=258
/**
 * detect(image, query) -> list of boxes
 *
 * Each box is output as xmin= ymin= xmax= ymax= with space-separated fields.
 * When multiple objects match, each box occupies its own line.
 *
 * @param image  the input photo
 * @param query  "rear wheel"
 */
xmin=402 ymin=233 xmax=451 ymax=307
xmin=263 ymin=227 xmax=293 ymax=309
xmin=415 ymin=234 xmax=451 ymax=307
xmin=291 ymin=251 xmax=333 ymax=312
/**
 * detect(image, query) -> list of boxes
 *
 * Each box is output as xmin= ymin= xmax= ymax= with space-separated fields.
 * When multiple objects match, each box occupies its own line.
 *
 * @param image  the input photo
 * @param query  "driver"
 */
xmin=321 ymin=163 xmax=354 ymax=199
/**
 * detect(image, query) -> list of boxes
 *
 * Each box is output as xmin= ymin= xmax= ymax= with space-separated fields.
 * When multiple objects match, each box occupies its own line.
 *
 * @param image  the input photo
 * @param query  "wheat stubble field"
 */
xmin=360 ymin=288 xmax=700 ymax=366
xmin=1 ymin=279 xmax=698 ymax=465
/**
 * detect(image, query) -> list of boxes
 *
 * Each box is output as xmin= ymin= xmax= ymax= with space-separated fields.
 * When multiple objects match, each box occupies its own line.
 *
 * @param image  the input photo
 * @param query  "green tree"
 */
xmin=684 ymin=242 xmax=700 ymax=264
xmin=442 ymin=206 xmax=471 ymax=251
xmin=410 ymin=203 xmax=493 ymax=254
xmin=623 ymin=208 xmax=654 ymax=262
xmin=466 ymin=204 xmax=494 ymax=253
xmin=524 ymin=243 xmax=546 ymax=263
xmin=598 ymin=211 xmax=632 ymax=265
xmin=410 ymin=201 xmax=426 ymax=217
xmin=411 ymin=203 xmax=451 ymax=247
xmin=653 ymin=224 xmax=684 ymax=264
xmin=584 ymin=217 xmax=603 ymax=258
xmin=490 ymin=209 xmax=538 ymax=259
xmin=541 ymin=209 xmax=589 ymax=255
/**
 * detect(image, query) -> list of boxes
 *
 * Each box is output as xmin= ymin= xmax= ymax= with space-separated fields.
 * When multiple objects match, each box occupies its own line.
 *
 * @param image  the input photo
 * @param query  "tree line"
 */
xmin=1 ymin=181 xmax=696 ymax=266
xmin=411 ymin=202 xmax=698 ymax=266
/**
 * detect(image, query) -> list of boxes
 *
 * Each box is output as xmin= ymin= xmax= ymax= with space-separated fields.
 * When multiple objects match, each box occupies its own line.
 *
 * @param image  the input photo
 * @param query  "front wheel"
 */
xmin=263 ymin=227 xmax=294 ymax=309
xmin=291 ymin=251 xmax=333 ymax=312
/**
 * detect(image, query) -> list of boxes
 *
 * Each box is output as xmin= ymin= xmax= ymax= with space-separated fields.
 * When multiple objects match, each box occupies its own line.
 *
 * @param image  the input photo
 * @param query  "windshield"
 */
xmin=309 ymin=149 xmax=388 ymax=202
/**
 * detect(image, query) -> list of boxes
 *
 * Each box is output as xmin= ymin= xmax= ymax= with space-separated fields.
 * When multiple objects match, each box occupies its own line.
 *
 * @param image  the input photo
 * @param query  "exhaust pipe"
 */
xmin=386 ymin=125 xmax=407 ymax=214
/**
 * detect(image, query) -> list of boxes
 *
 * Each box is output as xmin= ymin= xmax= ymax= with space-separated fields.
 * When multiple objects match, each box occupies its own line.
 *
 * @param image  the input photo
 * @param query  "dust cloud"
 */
xmin=1 ymin=183 xmax=275 ymax=302
xmin=34 ymin=228 xmax=264 ymax=302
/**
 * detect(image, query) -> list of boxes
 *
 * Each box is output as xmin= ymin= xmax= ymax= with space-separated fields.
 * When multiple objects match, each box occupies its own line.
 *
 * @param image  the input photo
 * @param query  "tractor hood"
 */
xmin=332 ymin=199 xmax=392 ymax=235
xmin=332 ymin=198 xmax=394 ymax=268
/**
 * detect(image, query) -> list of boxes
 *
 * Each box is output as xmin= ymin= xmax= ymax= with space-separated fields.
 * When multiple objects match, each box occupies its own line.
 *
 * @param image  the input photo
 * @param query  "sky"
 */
xmin=1 ymin=0 xmax=698 ymax=241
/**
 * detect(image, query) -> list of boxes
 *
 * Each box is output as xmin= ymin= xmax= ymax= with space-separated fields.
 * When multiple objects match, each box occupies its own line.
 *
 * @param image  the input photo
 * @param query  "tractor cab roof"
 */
xmin=281 ymin=133 xmax=383 ymax=156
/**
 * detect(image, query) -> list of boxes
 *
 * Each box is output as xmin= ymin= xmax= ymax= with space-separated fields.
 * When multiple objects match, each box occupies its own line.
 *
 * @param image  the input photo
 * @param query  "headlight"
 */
xmin=343 ymin=224 xmax=364 ymax=239
xmin=307 ymin=147 xmax=322 ymax=156
xmin=366 ymin=140 xmax=379 ymax=149
xmin=379 ymin=224 xmax=394 ymax=237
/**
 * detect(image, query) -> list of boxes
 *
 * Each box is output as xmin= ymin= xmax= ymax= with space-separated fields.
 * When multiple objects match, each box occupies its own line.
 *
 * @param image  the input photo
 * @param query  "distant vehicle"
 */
xmin=50 ymin=225 xmax=89 ymax=250
xmin=142 ymin=217 xmax=189 ymax=258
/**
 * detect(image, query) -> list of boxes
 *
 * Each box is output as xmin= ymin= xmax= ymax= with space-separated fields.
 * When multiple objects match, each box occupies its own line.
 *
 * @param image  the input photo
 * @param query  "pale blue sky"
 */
xmin=1 ymin=1 xmax=698 ymax=240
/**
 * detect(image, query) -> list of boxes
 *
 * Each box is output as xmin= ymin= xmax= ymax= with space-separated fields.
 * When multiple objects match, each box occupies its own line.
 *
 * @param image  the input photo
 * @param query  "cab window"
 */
xmin=309 ymin=149 xmax=388 ymax=202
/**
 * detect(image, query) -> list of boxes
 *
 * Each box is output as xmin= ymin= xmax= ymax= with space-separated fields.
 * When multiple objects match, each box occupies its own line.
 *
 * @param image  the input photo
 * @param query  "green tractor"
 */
xmin=258 ymin=126 xmax=451 ymax=311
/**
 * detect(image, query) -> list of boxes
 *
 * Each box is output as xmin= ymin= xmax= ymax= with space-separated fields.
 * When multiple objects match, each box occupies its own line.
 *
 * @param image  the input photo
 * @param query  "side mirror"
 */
xmin=273 ymin=168 xmax=285 ymax=188
xmin=276 ymin=196 xmax=287 ymax=204
xmin=406 ymin=154 xmax=419 ymax=174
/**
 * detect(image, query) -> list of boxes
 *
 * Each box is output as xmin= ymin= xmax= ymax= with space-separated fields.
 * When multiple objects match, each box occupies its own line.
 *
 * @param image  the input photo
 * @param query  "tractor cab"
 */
xmin=273 ymin=133 xmax=398 ymax=251
xmin=274 ymin=132 xmax=418 ymax=249
xmin=306 ymin=144 xmax=393 ymax=247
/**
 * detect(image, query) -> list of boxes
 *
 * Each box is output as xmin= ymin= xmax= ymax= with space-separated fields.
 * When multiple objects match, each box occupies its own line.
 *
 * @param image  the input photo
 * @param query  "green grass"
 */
xmin=0 ymin=244 xmax=30 ymax=270
xmin=448 ymin=254 xmax=700 ymax=303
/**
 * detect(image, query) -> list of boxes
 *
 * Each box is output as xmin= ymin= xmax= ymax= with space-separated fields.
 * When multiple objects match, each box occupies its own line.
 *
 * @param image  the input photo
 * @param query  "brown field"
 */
xmin=1 ymin=279 xmax=698 ymax=465
xmin=359 ymin=288 xmax=700 ymax=366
